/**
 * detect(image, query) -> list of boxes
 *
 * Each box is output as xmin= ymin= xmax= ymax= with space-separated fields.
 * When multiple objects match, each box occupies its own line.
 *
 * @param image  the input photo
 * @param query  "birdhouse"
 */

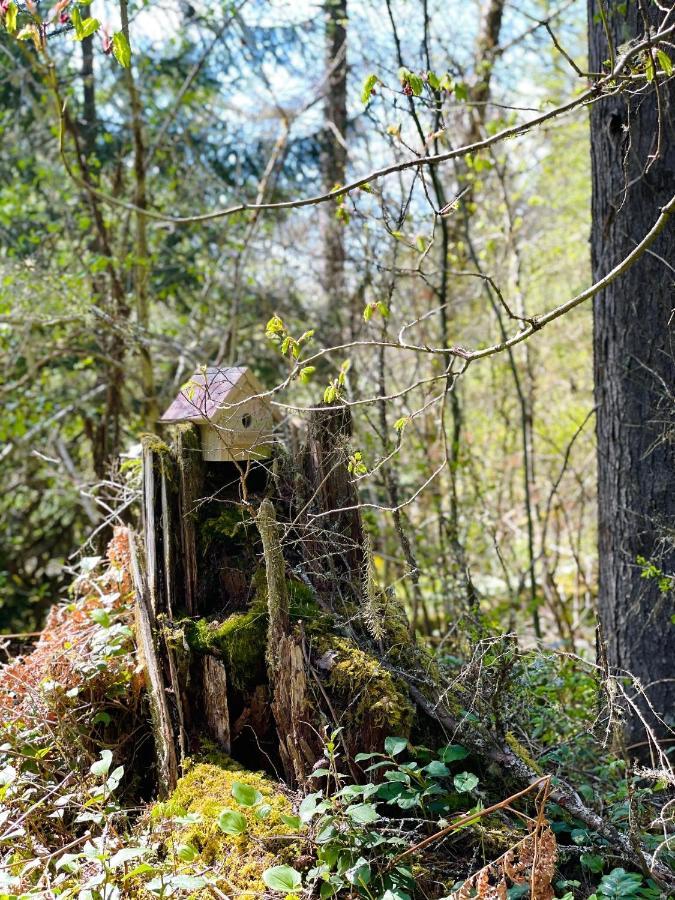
xmin=159 ymin=366 xmax=277 ymax=462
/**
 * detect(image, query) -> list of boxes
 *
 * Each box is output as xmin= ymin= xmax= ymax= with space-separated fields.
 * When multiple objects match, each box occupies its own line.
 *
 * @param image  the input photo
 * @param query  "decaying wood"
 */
xmin=175 ymin=425 xmax=203 ymax=615
xmin=257 ymin=498 xmax=320 ymax=785
xmin=142 ymin=440 xmax=159 ymax=613
xmin=128 ymin=530 xmax=178 ymax=794
xmin=202 ymin=656 xmax=231 ymax=752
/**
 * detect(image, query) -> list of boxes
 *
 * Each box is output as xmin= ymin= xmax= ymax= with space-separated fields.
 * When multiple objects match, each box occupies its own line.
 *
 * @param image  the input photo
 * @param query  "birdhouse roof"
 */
xmin=159 ymin=366 xmax=269 ymax=424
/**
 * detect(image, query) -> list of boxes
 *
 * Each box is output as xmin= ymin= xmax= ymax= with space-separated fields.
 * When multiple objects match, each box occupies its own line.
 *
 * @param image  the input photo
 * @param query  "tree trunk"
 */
xmin=321 ymin=0 xmax=347 ymax=319
xmin=589 ymin=0 xmax=675 ymax=748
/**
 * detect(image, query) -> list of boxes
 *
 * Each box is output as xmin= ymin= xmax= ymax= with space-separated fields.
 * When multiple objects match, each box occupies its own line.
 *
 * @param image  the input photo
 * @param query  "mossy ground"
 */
xmin=150 ymin=759 xmax=300 ymax=897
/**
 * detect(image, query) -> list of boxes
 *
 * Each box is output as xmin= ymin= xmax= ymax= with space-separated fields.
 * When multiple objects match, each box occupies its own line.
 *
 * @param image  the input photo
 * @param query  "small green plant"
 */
xmin=287 ymin=730 xmax=482 ymax=899
xmin=588 ymin=868 xmax=662 ymax=900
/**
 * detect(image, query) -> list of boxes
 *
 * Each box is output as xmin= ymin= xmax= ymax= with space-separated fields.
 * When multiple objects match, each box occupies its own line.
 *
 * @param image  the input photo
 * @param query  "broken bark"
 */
xmin=202 ymin=656 xmax=231 ymax=752
xmin=257 ymin=499 xmax=321 ymax=785
xmin=128 ymin=530 xmax=178 ymax=794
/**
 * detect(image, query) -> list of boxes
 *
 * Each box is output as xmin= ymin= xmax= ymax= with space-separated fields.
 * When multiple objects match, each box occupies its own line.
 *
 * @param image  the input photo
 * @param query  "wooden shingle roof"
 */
xmin=159 ymin=367 xmax=250 ymax=424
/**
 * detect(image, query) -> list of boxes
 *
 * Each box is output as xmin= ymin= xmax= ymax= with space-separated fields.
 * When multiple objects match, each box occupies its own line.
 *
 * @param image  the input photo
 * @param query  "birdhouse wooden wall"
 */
xmin=200 ymin=395 xmax=274 ymax=462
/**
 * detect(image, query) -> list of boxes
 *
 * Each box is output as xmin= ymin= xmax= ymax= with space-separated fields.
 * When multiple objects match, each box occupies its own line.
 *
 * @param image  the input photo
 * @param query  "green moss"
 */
xmin=139 ymin=433 xmax=171 ymax=455
xmin=319 ymin=636 xmax=414 ymax=734
xmin=199 ymin=505 xmax=255 ymax=552
xmin=151 ymin=761 xmax=298 ymax=897
xmin=183 ymin=604 xmax=267 ymax=691
xmin=287 ymin=579 xmax=327 ymax=622
xmin=505 ymin=731 xmax=543 ymax=775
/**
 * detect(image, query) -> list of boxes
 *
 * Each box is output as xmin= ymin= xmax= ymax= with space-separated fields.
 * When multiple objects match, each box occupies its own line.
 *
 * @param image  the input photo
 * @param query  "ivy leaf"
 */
xmin=262 ymin=865 xmax=302 ymax=892
xmin=384 ymin=736 xmax=408 ymax=756
xmin=453 ymin=771 xmax=479 ymax=793
xmin=112 ymin=31 xmax=131 ymax=68
xmin=231 ymin=781 xmax=262 ymax=807
xmin=361 ymin=73 xmax=379 ymax=104
xmin=216 ymin=809 xmax=247 ymax=835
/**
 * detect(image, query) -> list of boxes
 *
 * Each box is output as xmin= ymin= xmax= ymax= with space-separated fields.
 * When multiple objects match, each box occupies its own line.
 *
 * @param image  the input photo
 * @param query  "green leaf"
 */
xmin=376 ymin=301 xmax=389 ymax=318
xmin=112 ymin=31 xmax=132 ymax=68
xmin=597 ymin=867 xmax=643 ymax=899
xmin=299 ymin=365 xmax=316 ymax=384
xmin=580 ymin=853 xmax=604 ymax=874
xmin=657 ymin=49 xmax=673 ymax=76
xmin=645 ymin=54 xmax=655 ymax=82
xmin=171 ymin=875 xmax=207 ymax=890
xmin=90 ymin=749 xmax=113 ymax=777
xmin=231 ymin=781 xmax=262 ymax=807
xmin=299 ymin=792 xmax=321 ymax=823
xmin=4 ymin=2 xmax=17 ymax=34
xmin=280 ymin=813 xmax=301 ymax=829
xmin=361 ymin=73 xmax=379 ymax=104
xmin=454 ymin=81 xmax=469 ymax=101
xmin=424 ymin=760 xmax=450 ymax=777
xmin=384 ymin=736 xmax=408 ymax=756
xmin=453 ymin=771 xmax=479 ymax=793
xmin=70 ymin=6 xmax=83 ymax=38
xmin=266 ymin=315 xmax=285 ymax=335
xmin=346 ymin=802 xmax=380 ymax=824
xmin=0 ymin=765 xmax=17 ymax=786
xmin=255 ymin=803 xmax=272 ymax=820
xmin=175 ymin=843 xmax=199 ymax=862
xmin=262 ymin=865 xmax=302 ymax=892
xmin=108 ymin=846 xmax=147 ymax=868
xmin=90 ymin=608 xmax=111 ymax=628
xmin=440 ymin=744 xmax=469 ymax=763
xmin=80 ymin=17 xmax=100 ymax=38
xmin=408 ymin=73 xmax=424 ymax=96
xmin=216 ymin=809 xmax=247 ymax=835
xmin=427 ymin=70 xmax=440 ymax=90
xmin=346 ymin=858 xmax=371 ymax=886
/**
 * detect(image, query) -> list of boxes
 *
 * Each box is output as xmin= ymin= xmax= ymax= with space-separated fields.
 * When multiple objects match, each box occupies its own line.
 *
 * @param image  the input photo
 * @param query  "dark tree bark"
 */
xmin=321 ymin=0 xmax=348 ymax=317
xmin=589 ymin=0 xmax=675 ymax=748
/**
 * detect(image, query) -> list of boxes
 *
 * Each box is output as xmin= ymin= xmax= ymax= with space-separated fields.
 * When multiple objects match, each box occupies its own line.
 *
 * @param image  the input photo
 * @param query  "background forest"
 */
xmin=1 ymin=0 xmax=592 ymax=642
xmin=0 ymin=0 xmax=673 ymax=898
